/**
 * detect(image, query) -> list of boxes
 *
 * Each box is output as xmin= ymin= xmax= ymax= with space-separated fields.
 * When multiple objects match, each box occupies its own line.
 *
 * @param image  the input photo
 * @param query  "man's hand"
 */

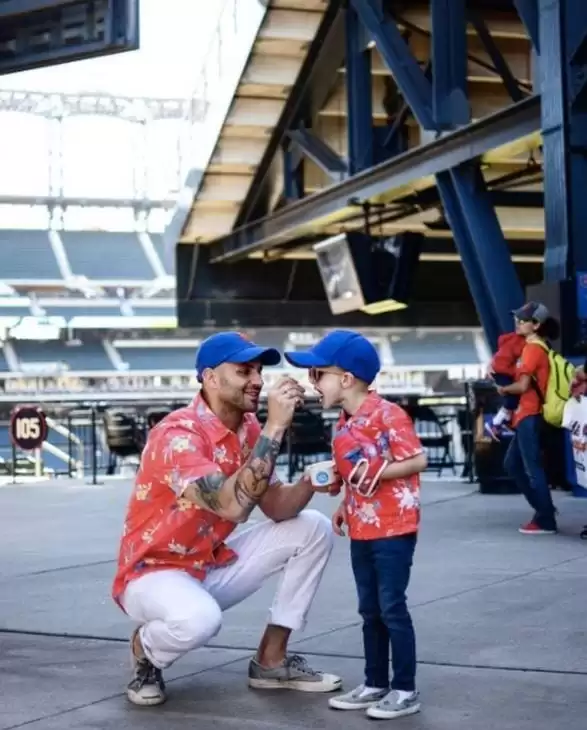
xmin=332 ymin=501 xmax=347 ymax=536
xmin=266 ymin=376 xmax=305 ymax=430
xmin=325 ymin=466 xmax=342 ymax=496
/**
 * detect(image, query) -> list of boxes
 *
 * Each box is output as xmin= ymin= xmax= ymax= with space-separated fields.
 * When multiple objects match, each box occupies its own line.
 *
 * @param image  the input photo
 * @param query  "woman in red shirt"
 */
xmin=498 ymin=302 xmax=559 ymax=535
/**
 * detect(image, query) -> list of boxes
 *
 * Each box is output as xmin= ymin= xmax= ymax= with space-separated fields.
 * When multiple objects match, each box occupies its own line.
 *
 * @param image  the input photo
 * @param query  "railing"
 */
xmin=0 ymin=365 xmax=486 ymax=403
xmin=0 ymin=391 xmax=474 ymax=485
xmin=44 ymin=416 xmax=84 ymax=478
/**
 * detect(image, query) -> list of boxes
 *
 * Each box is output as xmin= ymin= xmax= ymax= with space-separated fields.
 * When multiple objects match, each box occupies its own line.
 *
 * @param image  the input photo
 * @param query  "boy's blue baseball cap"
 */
xmin=196 ymin=332 xmax=281 ymax=376
xmin=284 ymin=330 xmax=380 ymax=384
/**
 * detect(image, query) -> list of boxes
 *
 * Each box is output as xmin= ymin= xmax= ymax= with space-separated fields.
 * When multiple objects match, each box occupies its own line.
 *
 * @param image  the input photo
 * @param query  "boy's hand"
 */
xmin=332 ymin=501 xmax=347 ymax=536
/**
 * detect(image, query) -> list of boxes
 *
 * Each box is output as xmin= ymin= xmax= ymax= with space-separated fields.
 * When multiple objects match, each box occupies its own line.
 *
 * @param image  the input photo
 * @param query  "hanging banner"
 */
xmin=562 ymin=397 xmax=587 ymax=493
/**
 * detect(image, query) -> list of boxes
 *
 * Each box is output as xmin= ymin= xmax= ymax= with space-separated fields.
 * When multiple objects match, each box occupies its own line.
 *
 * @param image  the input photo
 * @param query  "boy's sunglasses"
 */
xmin=309 ymin=367 xmax=340 ymax=383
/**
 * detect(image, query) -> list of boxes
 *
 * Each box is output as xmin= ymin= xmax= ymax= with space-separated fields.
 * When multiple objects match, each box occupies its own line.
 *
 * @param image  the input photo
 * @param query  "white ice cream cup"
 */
xmin=306 ymin=460 xmax=336 ymax=488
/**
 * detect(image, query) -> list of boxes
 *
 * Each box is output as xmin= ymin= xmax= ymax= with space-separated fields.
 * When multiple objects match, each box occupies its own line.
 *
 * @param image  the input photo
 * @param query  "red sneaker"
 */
xmin=518 ymin=521 xmax=557 ymax=535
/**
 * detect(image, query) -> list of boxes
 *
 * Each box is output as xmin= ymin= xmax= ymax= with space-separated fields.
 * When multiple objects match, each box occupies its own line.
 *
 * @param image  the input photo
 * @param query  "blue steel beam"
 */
xmin=468 ymin=8 xmax=524 ymax=102
xmin=282 ymin=143 xmax=304 ymax=201
xmin=350 ymin=0 xmax=524 ymax=336
xmin=286 ymin=128 xmax=347 ymax=180
xmin=207 ymin=96 xmax=541 ymax=263
xmin=349 ymin=0 xmax=437 ymax=130
xmin=431 ymin=0 xmax=470 ymax=128
xmin=514 ymin=0 xmax=540 ymax=53
xmin=346 ymin=3 xmax=375 ymax=173
xmin=440 ymin=164 xmax=524 ymax=344
xmin=380 ymin=61 xmax=431 ymax=158
xmin=539 ymin=0 xmax=587 ymax=280
xmin=436 ymin=171 xmax=501 ymax=347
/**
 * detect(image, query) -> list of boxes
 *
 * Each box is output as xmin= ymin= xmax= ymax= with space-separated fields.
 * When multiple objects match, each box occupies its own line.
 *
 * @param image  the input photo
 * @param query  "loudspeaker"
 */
xmin=313 ymin=231 xmax=422 ymax=315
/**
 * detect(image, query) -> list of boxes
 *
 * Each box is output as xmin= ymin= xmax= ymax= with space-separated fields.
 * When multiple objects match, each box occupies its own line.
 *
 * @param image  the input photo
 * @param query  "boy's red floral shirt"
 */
xmin=333 ymin=392 xmax=424 ymax=540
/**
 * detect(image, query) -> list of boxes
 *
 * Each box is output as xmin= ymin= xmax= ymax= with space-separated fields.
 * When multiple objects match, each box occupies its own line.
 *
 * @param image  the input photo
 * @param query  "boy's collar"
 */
xmin=340 ymin=390 xmax=381 ymax=422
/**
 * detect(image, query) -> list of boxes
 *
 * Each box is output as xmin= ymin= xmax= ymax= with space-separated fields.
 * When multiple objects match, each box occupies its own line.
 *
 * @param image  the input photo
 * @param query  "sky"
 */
xmin=0 ymin=1 xmax=223 ymax=230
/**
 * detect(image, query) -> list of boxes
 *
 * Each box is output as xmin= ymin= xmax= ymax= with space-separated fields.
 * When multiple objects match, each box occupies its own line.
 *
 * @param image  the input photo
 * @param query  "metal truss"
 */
xmin=0 ymin=89 xmax=206 ymax=123
xmin=200 ymin=0 xmax=547 ymax=348
xmin=208 ymin=97 xmax=540 ymax=260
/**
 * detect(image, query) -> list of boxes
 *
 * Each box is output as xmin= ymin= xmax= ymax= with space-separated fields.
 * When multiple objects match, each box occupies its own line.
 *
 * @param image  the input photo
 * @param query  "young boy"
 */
xmin=485 ymin=331 xmax=526 ymax=440
xmin=285 ymin=330 xmax=427 ymax=721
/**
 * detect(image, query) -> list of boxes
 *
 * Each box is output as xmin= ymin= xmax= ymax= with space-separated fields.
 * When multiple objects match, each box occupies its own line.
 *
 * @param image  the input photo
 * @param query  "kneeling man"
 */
xmin=112 ymin=332 xmax=342 ymax=705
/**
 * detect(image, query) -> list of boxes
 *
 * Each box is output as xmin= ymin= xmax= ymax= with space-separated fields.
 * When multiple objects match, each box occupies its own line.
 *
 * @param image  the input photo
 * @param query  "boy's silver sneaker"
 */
xmin=366 ymin=689 xmax=421 ymax=719
xmin=328 ymin=684 xmax=388 ymax=710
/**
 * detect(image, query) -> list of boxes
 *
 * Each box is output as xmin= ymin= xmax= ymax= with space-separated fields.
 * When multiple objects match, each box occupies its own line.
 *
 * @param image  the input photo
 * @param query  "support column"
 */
xmin=538 ymin=0 xmax=587 ymax=281
xmin=350 ymin=0 xmax=524 ymax=346
xmin=282 ymin=142 xmax=304 ymax=201
xmin=431 ymin=0 xmax=470 ymax=128
xmin=345 ymin=3 xmax=374 ymax=174
xmin=350 ymin=0 xmax=436 ymax=130
xmin=436 ymin=171 xmax=502 ymax=347
xmin=441 ymin=164 xmax=524 ymax=344
xmin=514 ymin=0 xmax=540 ymax=52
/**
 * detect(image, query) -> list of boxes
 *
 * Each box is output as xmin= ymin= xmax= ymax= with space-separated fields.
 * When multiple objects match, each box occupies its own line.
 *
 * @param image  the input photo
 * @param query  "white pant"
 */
xmin=121 ymin=509 xmax=333 ymax=669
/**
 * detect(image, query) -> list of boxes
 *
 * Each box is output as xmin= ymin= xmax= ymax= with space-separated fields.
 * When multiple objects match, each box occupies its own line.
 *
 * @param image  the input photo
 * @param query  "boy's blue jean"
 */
xmin=504 ymin=414 xmax=557 ymax=530
xmin=350 ymin=533 xmax=417 ymax=692
xmin=492 ymin=372 xmax=519 ymax=412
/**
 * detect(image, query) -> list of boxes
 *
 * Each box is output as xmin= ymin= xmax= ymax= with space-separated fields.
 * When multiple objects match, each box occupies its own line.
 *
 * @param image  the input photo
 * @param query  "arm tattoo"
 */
xmin=190 ymin=472 xmax=225 ymax=511
xmin=233 ymin=435 xmax=282 ymax=516
xmin=186 ymin=434 xmax=282 ymax=519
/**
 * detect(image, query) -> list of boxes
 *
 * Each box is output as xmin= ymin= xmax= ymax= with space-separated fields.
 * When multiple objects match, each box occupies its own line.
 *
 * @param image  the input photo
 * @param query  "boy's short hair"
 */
xmin=284 ymin=329 xmax=380 ymax=384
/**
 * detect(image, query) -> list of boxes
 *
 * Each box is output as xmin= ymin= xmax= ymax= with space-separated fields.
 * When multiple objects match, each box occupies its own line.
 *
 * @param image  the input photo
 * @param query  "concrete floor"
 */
xmin=1 ymin=477 xmax=587 ymax=729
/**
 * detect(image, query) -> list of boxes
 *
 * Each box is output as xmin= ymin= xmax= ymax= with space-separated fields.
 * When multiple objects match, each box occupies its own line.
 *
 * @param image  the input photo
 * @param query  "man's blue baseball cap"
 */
xmin=196 ymin=332 xmax=281 ymax=376
xmin=284 ymin=330 xmax=380 ymax=385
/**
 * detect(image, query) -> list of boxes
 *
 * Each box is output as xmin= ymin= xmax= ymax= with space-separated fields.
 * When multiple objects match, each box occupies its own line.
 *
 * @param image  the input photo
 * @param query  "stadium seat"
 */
xmin=146 ymin=406 xmax=172 ymax=429
xmin=103 ymin=408 xmax=146 ymax=459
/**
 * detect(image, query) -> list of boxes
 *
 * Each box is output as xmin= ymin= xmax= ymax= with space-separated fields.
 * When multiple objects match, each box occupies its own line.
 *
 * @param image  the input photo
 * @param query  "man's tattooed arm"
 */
xmin=182 ymin=427 xmax=285 ymax=522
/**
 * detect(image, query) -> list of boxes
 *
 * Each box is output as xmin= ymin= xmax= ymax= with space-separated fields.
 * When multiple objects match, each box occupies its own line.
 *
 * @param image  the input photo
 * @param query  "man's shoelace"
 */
xmin=287 ymin=654 xmax=320 ymax=677
xmin=135 ymin=660 xmax=165 ymax=690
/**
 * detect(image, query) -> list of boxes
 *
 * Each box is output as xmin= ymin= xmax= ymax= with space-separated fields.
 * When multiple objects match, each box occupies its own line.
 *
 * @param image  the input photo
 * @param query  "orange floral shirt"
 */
xmin=333 ymin=392 xmax=423 ymax=540
xmin=111 ymin=395 xmax=274 ymax=608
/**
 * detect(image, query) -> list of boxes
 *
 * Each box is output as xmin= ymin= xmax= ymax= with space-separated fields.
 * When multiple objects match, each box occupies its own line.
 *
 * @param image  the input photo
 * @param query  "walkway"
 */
xmin=1 ymin=478 xmax=586 ymax=729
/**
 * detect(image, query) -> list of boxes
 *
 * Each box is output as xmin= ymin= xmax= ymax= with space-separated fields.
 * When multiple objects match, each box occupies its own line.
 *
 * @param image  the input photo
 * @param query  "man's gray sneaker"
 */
xmin=329 ymin=684 xmax=388 ymax=710
xmin=248 ymin=653 xmax=342 ymax=692
xmin=366 ymin=689 xmax=421 ymax=719
xmin=127 ymin=628 xmax=167 ymax=707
